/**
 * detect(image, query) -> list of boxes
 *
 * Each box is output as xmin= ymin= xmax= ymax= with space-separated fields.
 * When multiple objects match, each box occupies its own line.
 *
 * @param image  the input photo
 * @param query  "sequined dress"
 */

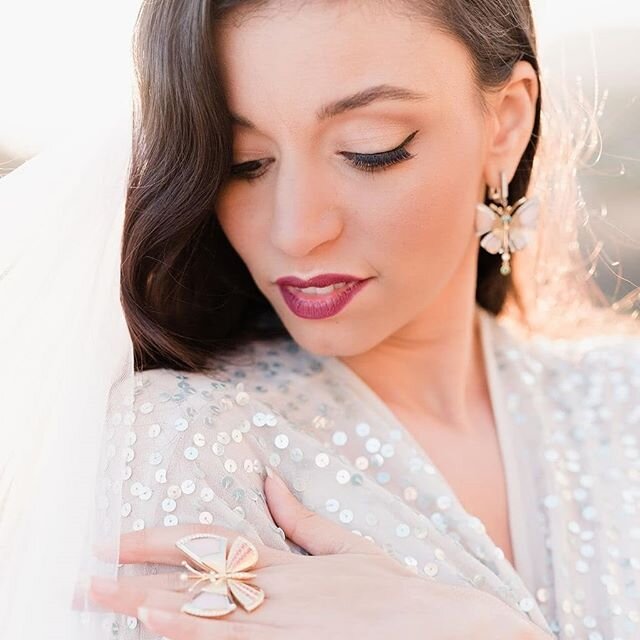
xmin=115 ymin=304 xmax=640 ymax=639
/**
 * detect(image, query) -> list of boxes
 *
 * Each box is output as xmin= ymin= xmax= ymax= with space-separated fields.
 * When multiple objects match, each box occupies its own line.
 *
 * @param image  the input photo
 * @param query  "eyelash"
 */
xmin=229 ymin=129 xmax=419 ymax=182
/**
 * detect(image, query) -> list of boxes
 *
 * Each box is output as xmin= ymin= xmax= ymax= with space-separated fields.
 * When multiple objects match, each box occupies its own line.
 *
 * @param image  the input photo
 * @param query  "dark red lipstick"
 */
xmin=275 ymin=273 xmax=372 ymax=320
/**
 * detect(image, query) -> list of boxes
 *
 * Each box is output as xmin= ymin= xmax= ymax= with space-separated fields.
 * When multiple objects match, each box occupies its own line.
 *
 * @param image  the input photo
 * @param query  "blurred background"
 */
xmin=0 ymin=0 xmax=638 ymax=303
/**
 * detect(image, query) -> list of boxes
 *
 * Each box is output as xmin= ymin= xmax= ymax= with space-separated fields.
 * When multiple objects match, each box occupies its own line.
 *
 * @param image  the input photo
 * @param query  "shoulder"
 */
xmin=527 ymin=330 xmax=640 ymax=391
xmin=132 ymin=335 xmax=325 ymax=412
xmin=489 ymin=310 xmax=640 ymax=379
xmin=492 ymin=316 xmax=640 ymax=427
xmin=121 ymin=336 xmax=325 ymax=542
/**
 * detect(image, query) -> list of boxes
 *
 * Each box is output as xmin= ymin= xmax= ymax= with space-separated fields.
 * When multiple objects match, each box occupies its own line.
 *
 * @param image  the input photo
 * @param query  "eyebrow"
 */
xmin=229 ymin=84 xmax=429 ymax=130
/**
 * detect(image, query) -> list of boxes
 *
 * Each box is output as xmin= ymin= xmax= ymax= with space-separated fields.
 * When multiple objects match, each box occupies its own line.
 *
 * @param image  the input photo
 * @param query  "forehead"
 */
xmin=213 ymin=2 xmax=475 ymax=128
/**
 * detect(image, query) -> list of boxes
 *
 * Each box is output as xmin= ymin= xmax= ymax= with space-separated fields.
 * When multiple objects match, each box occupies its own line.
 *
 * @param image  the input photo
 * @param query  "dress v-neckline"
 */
xmin=320 ymin=305 xmax=537 ymax=593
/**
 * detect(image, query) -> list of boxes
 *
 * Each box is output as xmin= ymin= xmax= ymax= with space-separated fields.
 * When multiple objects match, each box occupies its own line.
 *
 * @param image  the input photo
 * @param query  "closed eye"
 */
xmin=229 ymin=129 xmax=419 ymax=182
xmin=340 ymin=129 xmax=419 ymax=174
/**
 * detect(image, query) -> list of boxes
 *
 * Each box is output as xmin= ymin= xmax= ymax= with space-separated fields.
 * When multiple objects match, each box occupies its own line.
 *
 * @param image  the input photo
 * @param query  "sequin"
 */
xmin=356 ymin=422 xmax=371 ymax=437
xmin=129 ymin=482 xmax=144 ymax=497
xmin=193 ymin=432 xmax=206 ymax=447
xmin=315 ymin=453 xmax=330 ymax=468
xmin=380 ymin=443 xmax=395 ymax=458
xmin=212 ymin=443 xmax=224 ymax=456
xmin=162 ymin=498 xmax=176 ymax=513
xmin=274 ymin=434 xmax=289 ymax=449
xmin=235 ymin=391 xmax=250 ymax=405
xmin=199 ymin=511 xmax=213 ymax=524
xmin=339 ymin=509 xmax=354 ymax=523
xmin=332 ymin=431 xmax=348 ymax=446
xmin=184 ymin=446 xmax=198 ymax=460
xmin=365 ymin=437 xmax=381 ymax=453
xmin=252 ymin=412 xmax=267 ymax=426
xmin=325 ymin=498 xmax=340 ymax=513
xmin=116 ymin=310 xmax=640 ymax=640
xmin=268 ymin=452 xmax=281 ymax=467
xmin=520 ymin=597 xmax=535 ymax=612
xmin=181 ymin=479 xmax=196 ymax=494
xmin=200 ymin=487 xmax=214 ymax=502
xmin=148 ymin=423 xmax=161 ymax=438
xmin=174 ymin=418 xmax=188 ymax=432
xmin=265 ymin=413 xmax=278 ymax=427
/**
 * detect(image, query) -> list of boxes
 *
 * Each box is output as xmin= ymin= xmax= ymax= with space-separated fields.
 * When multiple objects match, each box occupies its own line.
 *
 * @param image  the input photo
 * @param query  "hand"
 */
xmin=88 ymin=468 xmax=547 ymax=640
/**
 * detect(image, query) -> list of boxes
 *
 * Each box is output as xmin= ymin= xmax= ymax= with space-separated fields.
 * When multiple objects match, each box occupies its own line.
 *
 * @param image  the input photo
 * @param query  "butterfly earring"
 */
xmin=475 ymin=170 xmax=540 ymax=276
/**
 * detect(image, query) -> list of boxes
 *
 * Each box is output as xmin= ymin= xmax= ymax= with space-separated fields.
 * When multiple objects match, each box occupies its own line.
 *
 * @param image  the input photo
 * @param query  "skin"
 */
xmin=214 ymin=1 xmax=536 ymax=433
xmin=88 ymin=470 xmax=550 ymax=639
xmin=89 ymin=2 xmax=542 ymax=637
xmin=214 ymin=1 xmax=537 ymax=565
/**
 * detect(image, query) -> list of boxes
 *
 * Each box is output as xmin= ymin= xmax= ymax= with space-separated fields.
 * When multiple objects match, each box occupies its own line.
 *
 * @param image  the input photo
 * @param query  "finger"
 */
xmin=88 ymin=576 xmax=270 ymax=625
xmin=74 ymin=570 xmax=193 ymax=609
xmin=89 ymin=580 xmax=190 ymax=619
xmin=111 ymin=523 xmax=287 ymax=568
xmin=264 ymin=467 xmax=381 ymax=556
xmin=136 ymin=606 xmax=284 ymax=640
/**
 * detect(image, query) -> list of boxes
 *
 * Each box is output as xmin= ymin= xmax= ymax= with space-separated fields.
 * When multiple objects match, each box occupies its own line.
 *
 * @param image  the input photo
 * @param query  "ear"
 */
xmin=483 ymin=60 xmax=539 ymax=188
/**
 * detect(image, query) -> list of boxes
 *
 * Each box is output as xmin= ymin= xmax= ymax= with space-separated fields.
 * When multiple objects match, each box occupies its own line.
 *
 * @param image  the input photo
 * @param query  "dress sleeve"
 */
xmin=114 ymin=367 xmax=305 ymax=639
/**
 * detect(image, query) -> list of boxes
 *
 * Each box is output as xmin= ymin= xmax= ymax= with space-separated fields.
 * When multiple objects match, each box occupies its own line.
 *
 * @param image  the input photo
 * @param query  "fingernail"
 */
xmin=89 ymin=576 xmax=119 ymax=596
xmin=137 ymin=606 xmax=174 ymax=628
xmin=265 ymin=465 xmax=288 ymax=490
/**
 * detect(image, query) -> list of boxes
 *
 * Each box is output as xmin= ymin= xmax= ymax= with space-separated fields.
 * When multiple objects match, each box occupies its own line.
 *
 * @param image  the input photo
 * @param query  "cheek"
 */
xmin=214 ymin=186 xmax=267 ymax=276
xmin=351 ymin=123 xmax=485 ymax=288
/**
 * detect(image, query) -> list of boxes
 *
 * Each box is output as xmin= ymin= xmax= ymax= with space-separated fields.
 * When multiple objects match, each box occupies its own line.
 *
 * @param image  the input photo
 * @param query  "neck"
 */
xmin=337 ymin=251 xmax=491 ymax=435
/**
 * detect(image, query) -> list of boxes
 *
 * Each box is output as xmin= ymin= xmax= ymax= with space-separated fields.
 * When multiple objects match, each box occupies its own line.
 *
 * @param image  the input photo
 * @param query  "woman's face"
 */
xmin=214 ymin=2 xmax=499 ymax=356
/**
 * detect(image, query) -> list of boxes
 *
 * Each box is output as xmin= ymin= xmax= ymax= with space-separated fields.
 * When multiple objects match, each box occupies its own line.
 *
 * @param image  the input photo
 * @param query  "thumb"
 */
xmin=263 ymin=465 xmax=379 ymax=556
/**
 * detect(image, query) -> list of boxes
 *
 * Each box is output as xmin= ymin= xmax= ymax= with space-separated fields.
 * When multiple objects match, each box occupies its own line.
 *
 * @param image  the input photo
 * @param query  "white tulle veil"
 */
xmin=1 ymin=1 xmax=638 ymax=638
xmin=0 ymin=65 xmax=136 ymax=640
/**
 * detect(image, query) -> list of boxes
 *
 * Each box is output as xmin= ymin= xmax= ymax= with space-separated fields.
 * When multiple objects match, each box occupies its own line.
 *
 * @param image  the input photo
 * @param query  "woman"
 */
xmin=1 ymin=1 xmax=639 ymax=639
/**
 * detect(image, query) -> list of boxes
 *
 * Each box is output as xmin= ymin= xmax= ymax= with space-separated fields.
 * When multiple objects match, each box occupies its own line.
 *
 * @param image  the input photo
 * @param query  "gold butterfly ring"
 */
xmin=174 ymin=533 xmax=265 ymax=618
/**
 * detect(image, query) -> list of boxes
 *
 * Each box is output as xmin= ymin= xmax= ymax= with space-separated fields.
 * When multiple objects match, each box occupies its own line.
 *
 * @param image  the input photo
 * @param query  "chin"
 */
xmin=283 ymin=320 xmax=381 ymax=358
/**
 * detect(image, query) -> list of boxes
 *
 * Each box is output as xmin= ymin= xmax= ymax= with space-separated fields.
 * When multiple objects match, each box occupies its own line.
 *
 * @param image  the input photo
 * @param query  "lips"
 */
xmin=275 ymin=273 xmax=364 ymax=288
xmin=274 ymin=273 xmax=372 ymax=320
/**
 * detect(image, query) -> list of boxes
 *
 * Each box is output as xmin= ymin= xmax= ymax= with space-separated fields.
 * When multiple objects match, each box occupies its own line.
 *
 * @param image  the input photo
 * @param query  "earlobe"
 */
xmin=485 ymin=60 xmax=539 ymax=183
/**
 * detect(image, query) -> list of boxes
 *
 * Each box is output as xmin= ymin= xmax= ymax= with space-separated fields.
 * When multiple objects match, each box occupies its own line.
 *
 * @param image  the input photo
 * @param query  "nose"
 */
xmin=269 ymin=158 xmax=343 ymax=258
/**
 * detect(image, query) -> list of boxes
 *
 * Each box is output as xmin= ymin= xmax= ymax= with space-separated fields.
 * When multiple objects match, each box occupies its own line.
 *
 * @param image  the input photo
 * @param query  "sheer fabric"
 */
xmin=114 ymin=305 xmax=640 ymax=639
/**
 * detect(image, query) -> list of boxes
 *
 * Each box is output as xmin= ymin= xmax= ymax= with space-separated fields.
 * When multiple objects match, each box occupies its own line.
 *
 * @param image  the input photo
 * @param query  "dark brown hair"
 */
xmin=121 ymin=0 xmax=631 ymax=373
